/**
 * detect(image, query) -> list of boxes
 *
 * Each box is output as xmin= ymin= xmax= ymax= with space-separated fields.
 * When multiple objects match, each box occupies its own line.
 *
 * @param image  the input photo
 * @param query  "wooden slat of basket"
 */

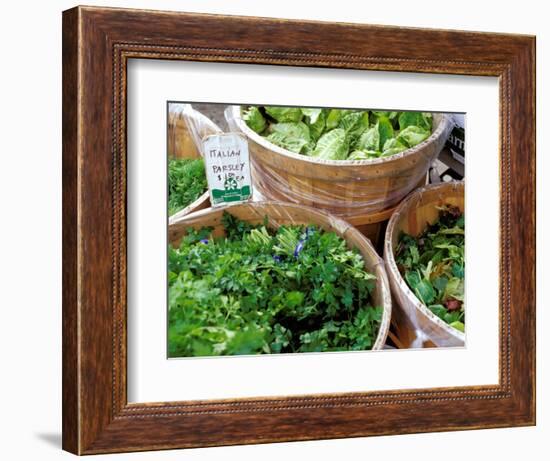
xmin=168 ymin=110 xmax=201 ymax=160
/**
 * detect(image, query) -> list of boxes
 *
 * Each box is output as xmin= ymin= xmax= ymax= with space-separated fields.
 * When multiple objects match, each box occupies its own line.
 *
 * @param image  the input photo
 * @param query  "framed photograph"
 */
xmin=62 ymin=6 xmax=535 ymax=455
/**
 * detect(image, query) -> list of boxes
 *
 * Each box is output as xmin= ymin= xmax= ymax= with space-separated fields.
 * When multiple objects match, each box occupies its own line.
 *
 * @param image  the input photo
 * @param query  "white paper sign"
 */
xmin=202 ymin=133 xmax=252 ymax=206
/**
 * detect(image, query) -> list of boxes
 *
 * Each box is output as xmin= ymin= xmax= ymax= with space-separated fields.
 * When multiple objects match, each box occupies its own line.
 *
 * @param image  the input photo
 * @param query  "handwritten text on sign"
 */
xmin=202 ymin=133 xmax=252 ymax=206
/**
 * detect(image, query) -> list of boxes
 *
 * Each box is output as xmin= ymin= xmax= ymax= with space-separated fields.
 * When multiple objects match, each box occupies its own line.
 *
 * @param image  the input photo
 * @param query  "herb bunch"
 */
xmin=168 ymin=212 xmax=383 ymax=357
xmin=168 ymin=158 xmax=208 ymax=216
xmin=243 ymin=106 xmax=433 ymax=161
xmin=395 ymin=205 xmax=465 ymax=332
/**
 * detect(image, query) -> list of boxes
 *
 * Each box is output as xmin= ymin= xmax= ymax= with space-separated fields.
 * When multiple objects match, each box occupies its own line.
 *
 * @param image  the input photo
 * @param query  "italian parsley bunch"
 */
xmin=168 ymin=158 xmax=208 ymax=216
xmin=168 ymin=212 xmax=383 ymax=357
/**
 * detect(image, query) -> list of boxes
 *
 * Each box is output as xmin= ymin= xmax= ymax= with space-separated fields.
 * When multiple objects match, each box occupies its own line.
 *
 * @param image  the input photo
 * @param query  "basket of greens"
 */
xmin=228 ymin=105 xmax=453 ymax=218
xmin=168 ymin=106 xmax=220 ymax=221
xmin=384 ymin=181 xmax=465 ymax=347
xmin=168 ymin=201 xmax=392 ymax=357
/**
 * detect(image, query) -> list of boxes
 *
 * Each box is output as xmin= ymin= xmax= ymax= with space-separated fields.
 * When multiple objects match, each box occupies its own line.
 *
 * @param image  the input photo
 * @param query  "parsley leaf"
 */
xmin=168 ymin=158 xmax=207 ymax=215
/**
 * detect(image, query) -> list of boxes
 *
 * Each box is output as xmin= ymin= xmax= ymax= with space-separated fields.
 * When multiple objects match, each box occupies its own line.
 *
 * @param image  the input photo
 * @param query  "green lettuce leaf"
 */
xmin=405 ymin=270 xmax=421 ymax=290
xmin=428 ymin=304 xmax=448 ymax=320
xmin=266 ymin=132 xmax=308 ymax=154
xmin=303 ymin=109 xmax=327 ymax=141
xmin=265 ymin=106 xmax=303 ymax=122
xmin=382 ymin=138 xmax=408 ymax=156
xmin=414 ymin=279 xmax=436 ymax=305
xmin=377 ymin=116 xmax=394 ymax=150
xmin=242 ymin=106 xmax=266 ymax=134
xmin=397 ymin=125 xmax=431 ymax=147
xmin=356 ymin=125 xmax=380 ymax=151
xmin=301 ymin=108 xmax=323 ymax=124
xmin=449 ymin=321 xmax=465 ymax=332
xmin=270 ymin=121 xmax=310 ymax=141
xmin=265 ymin=122 xmax=310 ymax=154
xmin=339 ymin=111 xmax=370 ymax=146
xmin=398 ymin=111 xmax=432 ymax=131
xmin=311 ymin=128 xmax=348 ymax=160
xmin=444 ymin=278 xmax=464 ymax=302
xmin=371 ymin=110 xmax=398 ymax=120
xmin=326 ymin=109 xmax=343 ymax=130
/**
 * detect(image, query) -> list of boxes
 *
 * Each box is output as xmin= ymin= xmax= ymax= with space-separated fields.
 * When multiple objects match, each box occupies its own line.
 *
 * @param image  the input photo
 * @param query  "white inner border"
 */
xmin=127 ymin=60 xmax=499 ymax=403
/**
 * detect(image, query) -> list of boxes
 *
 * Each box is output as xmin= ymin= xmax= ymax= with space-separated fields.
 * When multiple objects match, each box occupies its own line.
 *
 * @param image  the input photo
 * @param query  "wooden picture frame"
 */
xmin=62 ymin=5 xmax=536 ymax=455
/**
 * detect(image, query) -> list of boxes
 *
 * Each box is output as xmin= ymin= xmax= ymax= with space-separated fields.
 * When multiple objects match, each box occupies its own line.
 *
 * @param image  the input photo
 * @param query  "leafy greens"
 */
xmin=168 ymin=212 xmax=383 ymax=357
xmin=168 ymin=158 xmax=208 ymax=216
xmin=242 ymin=106 xmax=433 ymax=161
xmin=395 ymin=205 xmax=465 ymax=332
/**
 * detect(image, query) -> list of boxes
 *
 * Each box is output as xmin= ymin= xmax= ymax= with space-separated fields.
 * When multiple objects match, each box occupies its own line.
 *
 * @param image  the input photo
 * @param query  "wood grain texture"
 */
xmin=62 ymin=7 xmax=79 ymax=454
xmin=62 ymin=5 xmax=536 ymax=455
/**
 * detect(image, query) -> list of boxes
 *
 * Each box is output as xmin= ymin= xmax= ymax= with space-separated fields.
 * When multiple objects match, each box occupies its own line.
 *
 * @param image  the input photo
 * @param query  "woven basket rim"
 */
xmin=168 ymin=191 xmax=210 ymax=224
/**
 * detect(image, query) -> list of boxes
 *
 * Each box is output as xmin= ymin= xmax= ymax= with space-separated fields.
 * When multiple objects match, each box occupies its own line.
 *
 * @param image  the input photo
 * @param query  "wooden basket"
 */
xmin=347 ymin=203 xmax=398 ymax=252
xmin=229 ymin=106 xmax=453 ymax=218
xmin=167 ymin=106 xmax=220 ymax=222
xmin=169 ymin=201 xmax=392 ymax=350
xmin=347 ymin=173 xmax=429 ymax=251
xmin=383 ymin=181 xmax=465 ymax=347
xmin=251 ymin=182 xmax=402 ymax=252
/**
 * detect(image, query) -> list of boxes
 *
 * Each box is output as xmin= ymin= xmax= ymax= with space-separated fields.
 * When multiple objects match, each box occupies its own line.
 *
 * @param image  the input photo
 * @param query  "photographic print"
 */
xmin=167 ymin=102 xmax=465 ymax=357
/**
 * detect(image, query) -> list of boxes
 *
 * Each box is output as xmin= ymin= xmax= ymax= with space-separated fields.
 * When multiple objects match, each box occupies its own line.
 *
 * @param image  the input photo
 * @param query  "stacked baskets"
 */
xmin=170 ymin=104 xmax=462 ymax=349
xmin=229 ymin=106 xmax=453 ymax=248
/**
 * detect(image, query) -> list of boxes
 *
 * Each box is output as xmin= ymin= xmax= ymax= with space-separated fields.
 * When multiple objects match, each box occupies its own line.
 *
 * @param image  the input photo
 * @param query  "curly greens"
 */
xmin=168 ymin=213 xmax=383 ymax=357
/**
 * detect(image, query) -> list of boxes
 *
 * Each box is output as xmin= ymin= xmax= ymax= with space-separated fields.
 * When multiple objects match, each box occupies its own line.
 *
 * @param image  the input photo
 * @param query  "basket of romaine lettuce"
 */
xmin=228 ymin=105 xmax=453 ymax=218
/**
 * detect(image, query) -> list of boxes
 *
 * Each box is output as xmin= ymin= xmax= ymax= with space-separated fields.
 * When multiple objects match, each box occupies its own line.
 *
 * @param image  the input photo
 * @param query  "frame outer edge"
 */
xmin=62 ymin=6 xmax=81 ymax=455
xmin=510 ymin=36 xmax=536 ymax=424
xmin=531 ymin=36 xmax=537 ymax=425
xmin=62 ymin=6 xmax=536 ymax=454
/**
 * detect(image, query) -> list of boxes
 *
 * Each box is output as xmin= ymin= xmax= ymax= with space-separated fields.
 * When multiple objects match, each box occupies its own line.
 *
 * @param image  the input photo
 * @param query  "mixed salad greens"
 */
xmin=168 ymin=212 xmax=383 ymax=357
xmin=242 ymin=106 xmax=433 ymax=160
xmin=168 ymin=158 xmax=208 ymax=216
xmin=395 ymin=205 xmax=465 ymax=332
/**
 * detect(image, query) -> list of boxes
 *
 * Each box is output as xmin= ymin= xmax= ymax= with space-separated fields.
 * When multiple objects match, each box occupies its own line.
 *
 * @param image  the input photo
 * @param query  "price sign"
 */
xmin=202 ymin=133 xmax=252 ymax=206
